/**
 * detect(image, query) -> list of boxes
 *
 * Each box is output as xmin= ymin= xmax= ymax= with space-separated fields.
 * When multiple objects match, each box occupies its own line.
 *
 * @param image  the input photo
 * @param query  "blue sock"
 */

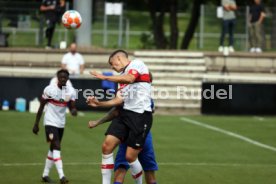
xmin=113 ymin=182 xmax=122 ymax=184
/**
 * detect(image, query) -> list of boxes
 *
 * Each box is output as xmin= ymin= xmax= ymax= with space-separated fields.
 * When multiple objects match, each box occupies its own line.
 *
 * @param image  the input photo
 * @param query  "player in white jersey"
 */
xmin=32 ymin=69 xmax=77 ymax=184
xmin=87 ymin=50 xmax=152 ymax=184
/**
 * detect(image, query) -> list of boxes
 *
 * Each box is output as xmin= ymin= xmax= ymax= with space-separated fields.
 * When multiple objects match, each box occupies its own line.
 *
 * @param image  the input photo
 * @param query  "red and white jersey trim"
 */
xmin=42 ymin=83 xmax=76 ymax=128
xmin=120 ymin=59 xmax=152 ymax=113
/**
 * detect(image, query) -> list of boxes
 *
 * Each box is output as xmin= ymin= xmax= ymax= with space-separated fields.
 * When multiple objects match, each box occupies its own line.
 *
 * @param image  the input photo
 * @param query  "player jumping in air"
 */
xmin=88 ymin=106 xmax=158 ymax=184
xmin=87 ymin=49 xmax=153 ymax=184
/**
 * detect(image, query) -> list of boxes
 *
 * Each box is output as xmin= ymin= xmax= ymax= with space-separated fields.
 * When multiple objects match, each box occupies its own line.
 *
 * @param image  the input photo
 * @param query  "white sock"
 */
xmin=53 ymin=150 xmax=64 ymax=179
xmin=129 ymin=159 xmax=143 ymax=184
xmin=101 ymin=153 xmax=114 ymax=184
xmin=42 ymin=150 xmax=54 ymax=177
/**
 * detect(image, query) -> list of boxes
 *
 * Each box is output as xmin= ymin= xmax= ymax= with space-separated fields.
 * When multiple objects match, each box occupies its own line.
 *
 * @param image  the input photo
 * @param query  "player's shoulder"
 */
xmin=130 ymin=59 xmax=146 ymax=68
xmin=44 ymin=84 xmax=55 ymax=91
xmin=43 ymin=84 xmax=57 ymax=99
xmin=66 ymin=85 xmax=76 ymax=94
xmin=132 ymin=58 xmax=144 ymax=64
xmin=67 ymin=84 xmax=75 ymax=91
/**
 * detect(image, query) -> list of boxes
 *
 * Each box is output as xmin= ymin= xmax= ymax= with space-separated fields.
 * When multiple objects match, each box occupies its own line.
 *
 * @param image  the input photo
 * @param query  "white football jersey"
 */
xmin=118 ymin=59 xmax=152 ymax=113
xmin=42 ymin=83 xmax=76 ymax=128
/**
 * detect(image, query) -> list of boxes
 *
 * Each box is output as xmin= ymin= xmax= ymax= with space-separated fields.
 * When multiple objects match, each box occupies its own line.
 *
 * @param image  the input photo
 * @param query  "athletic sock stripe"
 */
xmin=101 ymin=164 xmax=114 ymax=169
xmin=47 ymin=156 xmax=53 ymax=160
xmin=54 ymin=158 xmax=61 ymax=162
xmin=132 ymin=171 xmax=143 ymax=179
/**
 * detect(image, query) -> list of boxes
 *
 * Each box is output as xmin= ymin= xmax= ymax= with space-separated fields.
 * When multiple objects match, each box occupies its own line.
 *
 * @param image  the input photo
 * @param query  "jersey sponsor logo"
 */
xmin=128 ymin=69 xmax=139 ymax=78
xmin=131 ymin=70 xmax=137 ymax=75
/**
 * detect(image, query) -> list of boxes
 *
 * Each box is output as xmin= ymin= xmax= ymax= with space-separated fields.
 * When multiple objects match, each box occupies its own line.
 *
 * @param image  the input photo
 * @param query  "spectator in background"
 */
xmin=249 ymin=0 xmax=265 ymax=53
xmin=40 ymin=0 xmax=65 ymax=49
xmin=61 ymin=43 xmax=85 ymax=78
xmin=218 ymin=0 xmax=237 ymax=53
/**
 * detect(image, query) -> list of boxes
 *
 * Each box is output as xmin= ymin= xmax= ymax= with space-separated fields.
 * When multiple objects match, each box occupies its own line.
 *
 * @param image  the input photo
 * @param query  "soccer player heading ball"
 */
xmin=87 ymin=49 xmax=153 ymax=184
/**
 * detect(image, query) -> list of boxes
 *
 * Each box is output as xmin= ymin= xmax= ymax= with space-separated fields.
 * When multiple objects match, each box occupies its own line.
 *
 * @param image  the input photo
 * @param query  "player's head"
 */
xmin=56 ymin=69 xmax=69 ymax=86
xmin=108 ymin=50 xmax=129 ymax=72
xmin=254 ymin=0 xmax=261 ymax=4
xmin=69 ymin=43 xmax=77 ymax=54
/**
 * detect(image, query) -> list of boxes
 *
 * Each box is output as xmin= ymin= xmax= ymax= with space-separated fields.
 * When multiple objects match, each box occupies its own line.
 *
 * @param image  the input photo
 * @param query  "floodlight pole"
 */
xmin=199 ymin=4 xmax=205 ymax=49
xmin=103 ymin=12 xmax=108 ymax=47
xmin=74 ymin=0 xmax=92 ymax=47
xmin=125 ymin=19 xmax=129 ymax=48
xmin=118 ymin=13 xmax=123 ymax=47
xmin=245 ymin=6 xmax=249 ymax=52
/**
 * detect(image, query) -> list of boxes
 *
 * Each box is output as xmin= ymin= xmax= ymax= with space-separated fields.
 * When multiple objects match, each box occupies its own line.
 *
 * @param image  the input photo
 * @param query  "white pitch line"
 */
xmin=1 ymin=162 xmax=276 ymax=167
xmin=181 ymin=117 xmax=276 ymax=152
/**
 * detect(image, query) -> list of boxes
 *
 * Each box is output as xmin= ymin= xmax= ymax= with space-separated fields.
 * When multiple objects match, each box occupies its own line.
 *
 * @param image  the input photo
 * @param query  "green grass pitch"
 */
xmin=1 ymin=111 xmax=276 ymax=184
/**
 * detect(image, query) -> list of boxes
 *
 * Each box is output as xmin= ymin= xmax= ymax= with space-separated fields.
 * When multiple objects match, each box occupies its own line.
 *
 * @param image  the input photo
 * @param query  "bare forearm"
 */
xmin=34 ymin=110 xmax=43 ymax=125
xmin=258 ymin=13 xmax=265 ymax=23
xmin=97 ymin=107 xmax=119 ymax=124
xmin=105 ymin=75 xmax=133 ymax=84
xmin=34 ymin=100 xmax=46 ymax=125
xmin=40 ymin=6 xmax=54 ymax=11
xmin=97 ymin=100 xmax=122 ymax=108
xmin=229 ymin=5 xmax=237 ymax=11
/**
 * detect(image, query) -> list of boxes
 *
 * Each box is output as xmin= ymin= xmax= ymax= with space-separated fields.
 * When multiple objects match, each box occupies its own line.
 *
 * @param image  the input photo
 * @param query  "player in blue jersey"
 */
xmin=88 ymin=106 xmax=158 ymax=184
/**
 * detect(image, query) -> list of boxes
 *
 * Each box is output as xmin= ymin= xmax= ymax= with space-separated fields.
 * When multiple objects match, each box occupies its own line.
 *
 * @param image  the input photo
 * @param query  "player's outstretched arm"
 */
xmin=69 ymin=100 xmax=78 ymax=116
xmin=90 ymin=71 xmax=136 ymax=84
xmin=88 ymin=107 xmax=119 ymax=129
xmin=86 ymin=95 xmax=123 ymax=108
xmin=32 ymin=98 xmax=47 ymax=135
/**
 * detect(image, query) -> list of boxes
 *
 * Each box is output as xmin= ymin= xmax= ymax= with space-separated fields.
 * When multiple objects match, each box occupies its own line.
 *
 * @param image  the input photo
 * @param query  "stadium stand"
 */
xmin=1 ymin=48 xmax=276 ymax=114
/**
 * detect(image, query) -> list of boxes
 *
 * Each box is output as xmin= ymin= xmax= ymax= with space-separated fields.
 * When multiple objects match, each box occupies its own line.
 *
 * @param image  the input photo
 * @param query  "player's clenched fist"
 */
xmin=32 ymin=124 xmax=39 ymax=135
xmin=89 ymin=71 xmax=106 ymax=80
xmin=88 ymin=120 xmax=99 ymax=129
xmin=86 ymin=96 xmax=100 ymax=107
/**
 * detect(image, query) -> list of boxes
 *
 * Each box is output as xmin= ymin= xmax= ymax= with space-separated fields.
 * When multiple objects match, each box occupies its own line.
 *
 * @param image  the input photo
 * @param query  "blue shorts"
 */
xmin=114 ymin=132 xmax=158 ymax=171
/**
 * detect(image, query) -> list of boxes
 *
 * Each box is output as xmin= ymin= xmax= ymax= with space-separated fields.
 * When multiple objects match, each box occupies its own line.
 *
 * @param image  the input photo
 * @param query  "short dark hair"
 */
xmin=108 ymin=49 xmax=128 ymax=64
xmin=56 ymin=69 xmax=69 ymax=77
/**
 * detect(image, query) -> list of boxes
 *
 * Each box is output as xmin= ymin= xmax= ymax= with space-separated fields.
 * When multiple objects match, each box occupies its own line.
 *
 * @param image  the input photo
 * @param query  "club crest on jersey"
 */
xmin=59 ymin=98 xmax=65 ymax=102
xmin=131 ymin=70 xmax=137 ymax=75
xmin=49 ymin=133 xmax=54 ymax=140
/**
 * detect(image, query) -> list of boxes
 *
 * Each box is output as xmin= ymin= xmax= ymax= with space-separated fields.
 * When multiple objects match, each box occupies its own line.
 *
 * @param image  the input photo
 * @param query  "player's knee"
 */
xmin=125 ymin=154 xmax=136 ymax=163
xmin=102 ymin=141 xmax=113 ymax=154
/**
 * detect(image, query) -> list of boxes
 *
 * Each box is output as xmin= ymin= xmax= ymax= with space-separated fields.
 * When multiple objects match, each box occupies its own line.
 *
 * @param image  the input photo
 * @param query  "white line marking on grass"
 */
xmin=181 ymin=117 xmax=276 ymax=152
xmin=1 ymin=162 xmax=99 ymax=167
xmin=2 ymin=162 xmax=276 ymax=167
xmin=253 ymin=116 xmax=265 ymax=121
